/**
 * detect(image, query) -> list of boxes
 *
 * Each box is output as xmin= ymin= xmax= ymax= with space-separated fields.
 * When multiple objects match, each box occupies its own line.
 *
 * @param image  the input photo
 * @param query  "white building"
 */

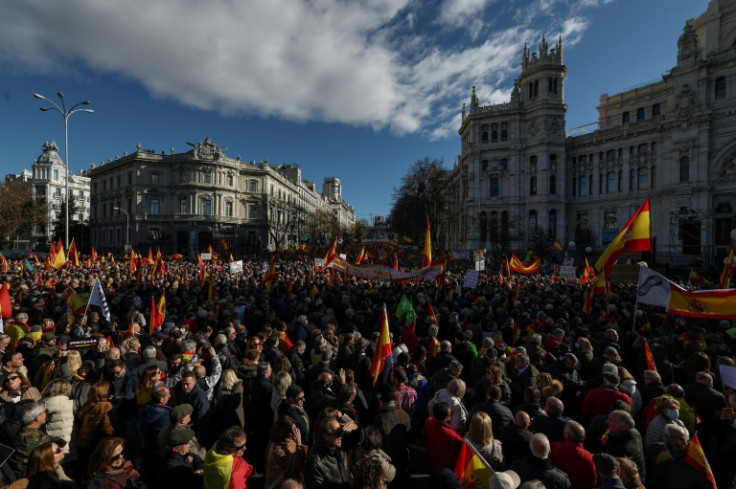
xmin=450 ymin=0 xmax=736 ymax=270
xmin=6 ymin=140 xmax=91 ymax=247
xmin=87 ymin=137 xmax=355 ymax=255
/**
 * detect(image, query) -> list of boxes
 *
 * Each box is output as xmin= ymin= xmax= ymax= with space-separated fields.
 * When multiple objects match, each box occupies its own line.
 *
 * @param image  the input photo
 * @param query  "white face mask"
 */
xmin=666 ymin=409 xmax=679 ymax=420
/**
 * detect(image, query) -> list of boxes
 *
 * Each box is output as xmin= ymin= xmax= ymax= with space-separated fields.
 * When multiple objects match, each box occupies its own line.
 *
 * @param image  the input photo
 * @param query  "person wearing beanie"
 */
xmin=592 ymin=453 xmax=624 ymax=489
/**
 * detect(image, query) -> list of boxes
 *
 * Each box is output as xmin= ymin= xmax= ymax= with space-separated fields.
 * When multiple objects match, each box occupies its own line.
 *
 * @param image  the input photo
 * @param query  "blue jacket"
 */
xmin=138 ymin=402 xmax=171 ymax=451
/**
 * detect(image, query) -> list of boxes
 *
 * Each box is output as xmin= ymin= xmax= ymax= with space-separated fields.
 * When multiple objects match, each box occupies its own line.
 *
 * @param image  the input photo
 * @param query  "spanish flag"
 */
xmin=687 ymin=268 xmax=711 ymax=288
xmin=324 ymin=237 xmax=338 ymax=267
xmin=260 ymin=257 xmax=276 ymax=291
xmin=422 ymin=218 xmax=432 ymax=267
xmin=553 ymin=240 xmax=564 ymax=251
xmin=67 ymin=239 xmax=80 ymax=268
xmin=643 ymin=338 xmax=657 ymax=371
xmin=355 ymin=247 xmax=366 ymax=265
xmin=509 ymin=254 xmax=540 ymax=274
xmin=369 ymin=305 xmax=393 ymax=386
xmin=150 ymin=291 xmax=166 ymax=335
xmin=454 ymin=439 xmax=495 ymax=489
xmin=719 ymin=244 xmax=734 ymax=289
xmin=595 ymin=198 xmax=651 ymax=278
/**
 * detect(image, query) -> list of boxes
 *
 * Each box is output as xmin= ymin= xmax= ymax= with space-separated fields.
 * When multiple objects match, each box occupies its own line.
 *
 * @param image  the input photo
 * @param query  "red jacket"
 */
xmin=581 ymin=387 xmax=632 ymax=420
xmin=424 ymin=417 xmax=463 ymax=475
xmin=549 ymin=439 xmax=598 ymax=489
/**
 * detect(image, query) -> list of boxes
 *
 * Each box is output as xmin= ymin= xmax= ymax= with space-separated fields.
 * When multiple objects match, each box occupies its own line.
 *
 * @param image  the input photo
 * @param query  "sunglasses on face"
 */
xmin=111 ymin=453 xmax=125 ymax=461
xmin=6 ymin=376 xmax=20 ymax=381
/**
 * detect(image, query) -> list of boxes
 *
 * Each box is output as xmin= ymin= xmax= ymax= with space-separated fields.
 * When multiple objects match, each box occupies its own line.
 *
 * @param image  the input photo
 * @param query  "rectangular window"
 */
xmin=151 ymin=173 xmax=160 ymax=185
xmin=128 ymin=173 xmax=132 ymax=185
xmin=203 ymin=172 xmax=212 ymax=184
xmin=250 ymin=181 xmax=258 ymax=192
xmin=180 ymin=171 xmax=187 ymax=183
xmin=249 ymin=204 xmax=258 ymax=219
xmin=179 ymin=199 xmax=187 ymax=214
xmin=225 ymin=201 xmax=233 ymax=217
xmin=202 ymin=199 xmax=212 ymax=215
xmin=150 ymin=198 xmax=160 ymax=215
xmin=490 ymin=176 xmax=499 ymax=197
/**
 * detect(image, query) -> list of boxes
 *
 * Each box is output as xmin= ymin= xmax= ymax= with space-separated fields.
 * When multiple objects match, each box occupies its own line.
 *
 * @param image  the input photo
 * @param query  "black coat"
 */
xmin=601 ymin=429 xmax=646 ymax=483
xmin=499 ymin=424 xmax=533 ymax=463
xmin=510 ymin=456 xmax=572 ymax=489
xmin=468 ymin=399 xmax=514 ymax=438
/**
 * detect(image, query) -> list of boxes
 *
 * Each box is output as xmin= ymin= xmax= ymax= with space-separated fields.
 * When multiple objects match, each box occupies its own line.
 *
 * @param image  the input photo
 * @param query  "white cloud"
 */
xmin=0 ymin=0 xmax=601 ymax=139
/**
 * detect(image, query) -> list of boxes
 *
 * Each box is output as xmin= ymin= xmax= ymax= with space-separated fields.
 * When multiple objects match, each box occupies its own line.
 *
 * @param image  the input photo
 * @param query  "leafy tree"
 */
xmin=388 ymin=158 xmax=448 ymax=242
xmin=0 ymin=182 xmax=48 ymax=247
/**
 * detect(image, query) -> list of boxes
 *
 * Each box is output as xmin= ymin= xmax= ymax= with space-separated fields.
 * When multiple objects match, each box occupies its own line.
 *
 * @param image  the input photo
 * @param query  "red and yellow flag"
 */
xmin=422 ymin=218 xmax=432 ymax=267
xmin=595 ymin=198 xmax=651 ymax=278
xmin=454 ymin=439 xmax=494 ymax=489
xmin=90 ymin=247 xmax=98 ymax=263
xmin=52 ymin=241 xmax=67 ymax=270
xmin=0 ymin=253 xmax=8 ymax=272
xmin=220 ymin=238 xmax=230 ymax=253
xmin=355 ymin=247 xmax=366 ymax=265
xmin=553 ymin=240 xmax=564 ymax=251
xmin=324 ymin=237 xmax=338 ymax=267
xmin=643 ymin=338 xmax=657 ymax=371
xmin=150 ymin=291 xmax=166 ymax=335
xmin=688 ymin=268 xmax=711 ymax=288
xmin=427 ymin=302 xmax=438 ymax=326
xmin=260 ymin=257 xmax=276 ymax=290
xmin=719 ymin=244 xmax=734 ymax=289
xmin=369 ymin=305 xmax=393 ymax=386
xmin=67 ymin=239 xmax=80 ymax=268
xmin=66 ymin=287 xmax=86 ymax=325
xmin=509 ymin=254 xmax=540 ymax=274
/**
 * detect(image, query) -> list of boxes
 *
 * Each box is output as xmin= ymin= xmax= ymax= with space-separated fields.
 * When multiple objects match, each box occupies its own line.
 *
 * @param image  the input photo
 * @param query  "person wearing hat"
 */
xmin=161 ymin=427 xmax=204 ymax=488
xmin=593 ymin=452 xmax=624 ymax=489
xmin=582 ymin=372 xmax=633 ymax=421
xmin=488 ymin=470 xmax=521 ymax=489
xmin=158 ymin=403 xmax=204 ymax=460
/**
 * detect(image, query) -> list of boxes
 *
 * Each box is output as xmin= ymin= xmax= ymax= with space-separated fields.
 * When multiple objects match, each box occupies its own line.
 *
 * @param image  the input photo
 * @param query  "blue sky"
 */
xmin=0 ymin=0 xmax=707 ymax=223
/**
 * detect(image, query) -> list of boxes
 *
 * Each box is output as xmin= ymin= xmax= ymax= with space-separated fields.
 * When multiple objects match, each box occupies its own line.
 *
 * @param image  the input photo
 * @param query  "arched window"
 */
xmin=480 ymin=211 xmax=488 ymax=242
xmin=638 ymin=167 xmax=649 ymax=189
xmin=490 ymin=211 xmax=498 ymax=243
xmin=549 ymin=175 xmax=556 ymax=195
xmin=716 ymin=76 xmax=726 ymax=100
xmin=501 ymin=211 xmax=509 ymax=243
xmin=636 ymin=107 xmax=645 ymax=121
xmin=491 ymin=123 xmax=498 ymax=142
xmin=530 ymin=176 xmax=537 ymax=195
xmin=548 ymin=209 xmax=557 ymax=239
xmin=622 ymin=112 xmax=630 ymax=124
xmin=529 ymin=210 xmax=537 ymax=237
xmin=481 ymin=125 xmax=489 ymax=143
xmin=652 ymin=104 xmax=661 ymax=118
xmin=680 ymin=156 xmax=689 ymax=182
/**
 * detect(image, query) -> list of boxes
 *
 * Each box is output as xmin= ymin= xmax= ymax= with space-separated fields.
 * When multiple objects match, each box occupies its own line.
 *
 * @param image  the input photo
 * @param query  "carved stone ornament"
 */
xmin=186 ymin=137 xmax=227 ymax=161
xmin=717 ymin=157 xmax=736 ymax=183
xmin=545 ymin=118 xmax=561 ymax=134
xmin=527 ymin=119 xmax=538 ymax=136
xmin=677 ymin=84 xmax=694 ymax=118
xmin=677 ymin=22 xmax=698 ymax=63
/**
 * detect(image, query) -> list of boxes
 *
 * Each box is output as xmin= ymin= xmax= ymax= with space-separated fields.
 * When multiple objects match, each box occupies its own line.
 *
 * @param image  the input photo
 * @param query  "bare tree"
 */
xmin=0 ymin=182 xmax=49 ymax=247
xmin=304 ymin=208 xmax=340 ymax=247
xmin=263 ymin=195 xmax=304 ymax=252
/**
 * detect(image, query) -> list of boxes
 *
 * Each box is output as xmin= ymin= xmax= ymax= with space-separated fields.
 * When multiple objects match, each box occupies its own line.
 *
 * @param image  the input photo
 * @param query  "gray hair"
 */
xmin=530 ymin=433 xmax=550 ymax=459
xmin=183 ymin=339 xmax=197 ymax=351
xmin=142 ymin=345 xmax=157 ymax=360
xmin=664 ymin=423 xmax=689 ymax=440
xmin=19 ymin=402 xmax=44 ymax=426
xmin=564 ymin=421 xmax=586 ymax=442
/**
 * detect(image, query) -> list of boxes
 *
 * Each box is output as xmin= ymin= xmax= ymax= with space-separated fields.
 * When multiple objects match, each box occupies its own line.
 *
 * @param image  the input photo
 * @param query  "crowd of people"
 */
xmin=0 ymin=251 xmax=733 ymax=489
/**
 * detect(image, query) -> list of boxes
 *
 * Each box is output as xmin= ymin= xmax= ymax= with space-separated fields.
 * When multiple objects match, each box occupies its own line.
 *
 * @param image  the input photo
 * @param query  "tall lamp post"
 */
xmin=33 ymin=92 xmax=94 ymax=249
xmin=113 ymin=206 xmax=130 ymax=252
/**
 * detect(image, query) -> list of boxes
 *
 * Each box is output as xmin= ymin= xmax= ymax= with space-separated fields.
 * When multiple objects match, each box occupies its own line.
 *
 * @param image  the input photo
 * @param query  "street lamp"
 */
xmin=33 ymin=92 xmax=94 ymax=249
xmin=113 ymin=207 xmax=130 ymax=251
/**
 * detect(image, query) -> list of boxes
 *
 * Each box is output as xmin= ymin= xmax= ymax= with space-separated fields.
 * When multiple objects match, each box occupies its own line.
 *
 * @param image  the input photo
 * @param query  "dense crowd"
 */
xmin=0 ymin=253 xmax=734 ymax=489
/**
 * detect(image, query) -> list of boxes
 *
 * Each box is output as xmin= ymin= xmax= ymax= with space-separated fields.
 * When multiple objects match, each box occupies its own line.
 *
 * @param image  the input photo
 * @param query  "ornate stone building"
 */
xmin=87 ymin=137 xmax=355 ymax=255
xmin=450 ymin=0 xmax=736 ymax=269
xmin=6 ymin=140 xmax=91 ymax=247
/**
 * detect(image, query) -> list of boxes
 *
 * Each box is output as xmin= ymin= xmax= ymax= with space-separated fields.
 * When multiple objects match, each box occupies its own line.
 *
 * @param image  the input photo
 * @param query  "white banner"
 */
xmin=201 ymin=253 xmax=212 ymax=261
xmin=637 ymin=267 xmax=671 ymax=308
xmin=474 ymin=260 xmax=485 ymax=271
xmin=464 ymin=269 xmax=479 ymax=289
xmin=229 ymin=260 xmax=243 ymax=274
xmin=559 ymin=266 xmax=576 ymax=281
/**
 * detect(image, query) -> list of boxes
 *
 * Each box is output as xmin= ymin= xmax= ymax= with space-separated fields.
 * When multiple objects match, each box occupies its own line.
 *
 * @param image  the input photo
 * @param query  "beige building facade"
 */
xmin=450 ymin=0 xmax=736 ymax=270
xmin=88 ymin=137 xmax=355 ymax=255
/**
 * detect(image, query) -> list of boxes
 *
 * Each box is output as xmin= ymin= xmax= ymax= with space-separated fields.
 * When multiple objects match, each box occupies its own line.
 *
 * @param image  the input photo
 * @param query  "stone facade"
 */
xmin=450 ymin=0 xmax=736 ymax=270
xmin=6 ymin=141 xmax=91 ymax=247
xmin=87 ymin=137 xmax=355 ymax=255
